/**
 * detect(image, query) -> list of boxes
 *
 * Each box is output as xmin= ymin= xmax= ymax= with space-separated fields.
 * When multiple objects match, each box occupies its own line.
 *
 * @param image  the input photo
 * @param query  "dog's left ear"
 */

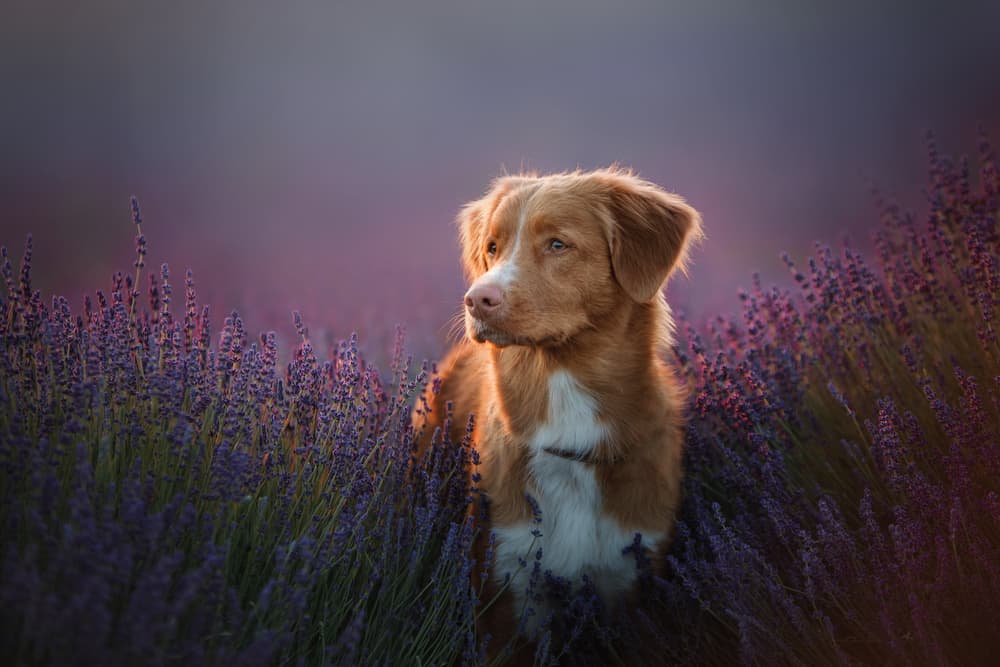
xmin=600 ymin=170 xmax=703 ymax=303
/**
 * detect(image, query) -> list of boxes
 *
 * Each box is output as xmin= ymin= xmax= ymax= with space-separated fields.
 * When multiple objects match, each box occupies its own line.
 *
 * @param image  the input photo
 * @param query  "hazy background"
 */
xmin=2 ymin=0 xmax=999 ymax=359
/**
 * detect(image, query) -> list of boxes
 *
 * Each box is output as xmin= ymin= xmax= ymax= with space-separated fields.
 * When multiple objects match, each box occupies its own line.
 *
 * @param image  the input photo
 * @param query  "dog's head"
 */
xmin=457 ymin=167 xmax=702 ymax=347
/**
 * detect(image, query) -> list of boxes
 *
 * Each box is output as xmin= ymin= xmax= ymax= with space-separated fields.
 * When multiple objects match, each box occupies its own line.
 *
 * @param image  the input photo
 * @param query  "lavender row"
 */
xmin=2 ymin=132 xmax=998 ymax=665
xmin=0 ymin=220 xmax=478 ymax=665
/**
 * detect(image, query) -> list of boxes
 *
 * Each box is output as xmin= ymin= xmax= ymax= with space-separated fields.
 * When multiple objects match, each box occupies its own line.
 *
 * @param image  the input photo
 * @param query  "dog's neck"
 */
xmin=487 ymin=296 xmax=672 ymax=442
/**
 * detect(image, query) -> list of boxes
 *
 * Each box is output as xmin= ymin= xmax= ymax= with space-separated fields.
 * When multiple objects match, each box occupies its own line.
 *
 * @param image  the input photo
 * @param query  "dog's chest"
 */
xmin=491 ymin=371 xmax=661 ymax=618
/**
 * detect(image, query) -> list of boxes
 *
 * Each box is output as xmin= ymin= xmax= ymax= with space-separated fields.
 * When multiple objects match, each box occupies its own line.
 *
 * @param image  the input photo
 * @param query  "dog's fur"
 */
xmin=414 ymin=167 xmax=702 ymax=658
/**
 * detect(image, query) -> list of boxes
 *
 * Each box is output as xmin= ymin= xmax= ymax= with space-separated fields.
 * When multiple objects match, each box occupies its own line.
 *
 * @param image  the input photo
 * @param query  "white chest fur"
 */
xmin=491 ymin=370 xmax=663 ymax=633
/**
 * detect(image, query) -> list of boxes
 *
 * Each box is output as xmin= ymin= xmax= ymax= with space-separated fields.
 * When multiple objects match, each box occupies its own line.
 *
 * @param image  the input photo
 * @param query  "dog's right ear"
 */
xmin=457 ymin=198 xmax=489 ymax=281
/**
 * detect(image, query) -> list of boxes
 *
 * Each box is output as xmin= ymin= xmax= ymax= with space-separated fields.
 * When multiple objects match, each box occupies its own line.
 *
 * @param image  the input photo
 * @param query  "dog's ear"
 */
xmin=600 ymin=170 xmax=702 ymax=303
xmin=457 ymin=198 xmax=489 ymax=281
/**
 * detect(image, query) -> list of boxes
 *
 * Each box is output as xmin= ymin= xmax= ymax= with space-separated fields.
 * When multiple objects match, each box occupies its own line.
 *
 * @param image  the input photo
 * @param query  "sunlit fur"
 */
xmin=415 ymin=166 xmax=702 ymax=657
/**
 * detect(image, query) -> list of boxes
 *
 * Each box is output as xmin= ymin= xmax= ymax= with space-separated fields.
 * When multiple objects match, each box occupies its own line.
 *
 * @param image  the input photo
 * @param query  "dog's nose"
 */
xmin=465 ymin=283 xmax=504 ymax=317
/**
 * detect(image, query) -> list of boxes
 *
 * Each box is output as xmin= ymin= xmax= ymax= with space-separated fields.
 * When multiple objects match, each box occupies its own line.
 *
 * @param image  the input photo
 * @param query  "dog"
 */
xmin=415 ymin=166 xmax=702 ymax=659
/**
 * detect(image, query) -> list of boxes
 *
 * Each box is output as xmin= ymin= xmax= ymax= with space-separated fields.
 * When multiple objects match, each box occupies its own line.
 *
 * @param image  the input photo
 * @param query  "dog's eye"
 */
xmin=548 ymin=239 xmax=568 ymax=252
xmin=487 ymin=241 xmax=497 ymax=256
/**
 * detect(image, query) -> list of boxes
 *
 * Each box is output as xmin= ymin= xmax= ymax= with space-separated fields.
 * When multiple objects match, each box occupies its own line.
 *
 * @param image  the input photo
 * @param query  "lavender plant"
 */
xmin=0 ymin=203 xmax=478 ymax=665
xmin=628 ymin=133 xmax=1000 ymax=667
xmin=1 ymin=134 xmax=998 ymax=666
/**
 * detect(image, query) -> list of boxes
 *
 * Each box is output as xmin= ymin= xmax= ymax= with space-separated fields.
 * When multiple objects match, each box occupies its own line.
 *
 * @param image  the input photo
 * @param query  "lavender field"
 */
xmin=1 ymin=136 xmax=998 ymax=666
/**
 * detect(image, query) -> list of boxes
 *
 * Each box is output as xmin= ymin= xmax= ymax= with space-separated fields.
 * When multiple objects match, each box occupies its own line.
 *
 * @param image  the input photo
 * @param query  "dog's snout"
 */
xmin=465 ymin=283 xmax=504 ymax=318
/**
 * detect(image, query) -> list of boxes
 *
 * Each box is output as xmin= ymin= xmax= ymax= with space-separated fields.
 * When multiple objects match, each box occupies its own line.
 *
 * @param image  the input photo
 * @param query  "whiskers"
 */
xmin=442 ymin=307 xmax=467 ymax=345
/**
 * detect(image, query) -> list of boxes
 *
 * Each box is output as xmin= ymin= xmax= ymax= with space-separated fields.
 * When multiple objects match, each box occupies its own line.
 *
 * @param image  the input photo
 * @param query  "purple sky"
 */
xmin=2 ymin=1 xmax=999 ymax=360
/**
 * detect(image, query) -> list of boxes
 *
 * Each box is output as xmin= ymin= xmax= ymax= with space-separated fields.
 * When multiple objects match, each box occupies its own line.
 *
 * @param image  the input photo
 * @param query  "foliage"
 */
xmin=1 ymin=134 xmax=998 ymax=665
xmin=640 ymin=132 xmax=1000 ymax=666
xmin=0 ymin=208 xmax=477 ymax=665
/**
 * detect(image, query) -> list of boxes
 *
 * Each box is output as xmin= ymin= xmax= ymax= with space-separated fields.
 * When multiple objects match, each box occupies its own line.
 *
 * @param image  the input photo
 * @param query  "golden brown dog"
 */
xmin=415 ymin=167 xmax=702 ymax=660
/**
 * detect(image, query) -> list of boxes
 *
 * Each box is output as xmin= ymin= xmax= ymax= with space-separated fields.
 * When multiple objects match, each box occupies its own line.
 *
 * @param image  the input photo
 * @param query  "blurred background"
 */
xmin=2 ymin=0 xmax=999 ymax=360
